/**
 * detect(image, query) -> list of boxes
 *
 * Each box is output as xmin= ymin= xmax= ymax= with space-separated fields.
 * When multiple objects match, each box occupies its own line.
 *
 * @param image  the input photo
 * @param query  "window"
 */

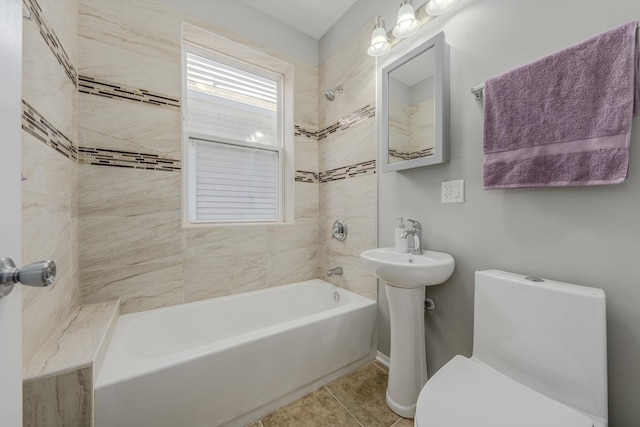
xmin=183 ymin=41 xmax=292 ymax=225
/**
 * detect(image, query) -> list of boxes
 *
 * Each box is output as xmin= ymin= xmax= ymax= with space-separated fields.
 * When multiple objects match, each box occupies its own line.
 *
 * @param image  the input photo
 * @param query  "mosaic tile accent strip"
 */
xmin=79 ymin=76 xmax=181 ymax=110
xmin=294 ymin=106 xmax=376 ymax=142
xmin=22 ymin=100 xmax=77 ymax=161
xmin=317 ymin=105 xmax=376 ymax=141
xmin=294 ymin=125 xmax=319 ymax=140
xmin=79 ymin=147 xmax=181 ymax=172
xmin=24 ymin=0 xmax=78 ymax=87
xmin=295 ymin=170 xmax=319 ymax=184
xmin=388 ymin=147 xmax=435 ymax=160
xmin=320 ymin=160 xmax=376 ymax=183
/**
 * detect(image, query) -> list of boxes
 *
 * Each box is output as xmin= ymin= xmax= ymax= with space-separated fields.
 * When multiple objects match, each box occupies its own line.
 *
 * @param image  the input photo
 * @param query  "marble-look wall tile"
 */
xmin=79 ymin=211 xmax=182 ymax=268
xmin=319 ymin=119 xmax=376 ymax=173
xmin=23 ymin=367 xmax=92 ymax=427
xmin=78 ymin=164 xmax=181 ymax=217
xmin=22 ymin=133 xmax=73 ymax=221
xmin=21 ymin=0 xmax=79 ymax=372
xmin=22 ymin=7 xmax=76 ymax=140
xmin=33 ymin=0 xmax=78 ymax=67
xmin=294 ymin=62 xmax=319 ymax=130
xmin=320 ymin=253 xmax=376 ymax=301
xmin=318 ymin=23 xmax=375 ymax=130
xmin=316 ymin=18 xmax=378 ymax=301
xmin=80 ymin=260 xmax=184 ymax=314
xmin=22 ymin=217 xmax=76 ymax=368
xmin=183 ymin=226 xmax=267 ymax=302
xmin=79 ymin=94 xmax=182 ymax=159
xmin=266 ymin=219 xmax=319 ymax=287
xmin=79 ymin=36 xmax=181 ymax=97
xmin=184 ymin=253 xmax=268 ymax=302
xmin=295 ymin=136 xmax=320 ymax=173
xmin=294 ymin=181 xmax=319 ymax=220
xmin=320 ymin=174 xmax=377 ymax=220
xmin=78 ymin=0 xmax=182 ymax=96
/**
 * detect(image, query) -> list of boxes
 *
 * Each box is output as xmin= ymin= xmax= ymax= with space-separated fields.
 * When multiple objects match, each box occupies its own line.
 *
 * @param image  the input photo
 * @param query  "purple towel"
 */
xmin=483 ymin=21 xmax=639 ymax=189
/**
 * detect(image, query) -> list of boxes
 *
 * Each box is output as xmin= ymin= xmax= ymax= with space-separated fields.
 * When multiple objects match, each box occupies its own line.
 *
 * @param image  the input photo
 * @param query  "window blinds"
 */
xmin=192 ymin=139 xmax=280 ymax=222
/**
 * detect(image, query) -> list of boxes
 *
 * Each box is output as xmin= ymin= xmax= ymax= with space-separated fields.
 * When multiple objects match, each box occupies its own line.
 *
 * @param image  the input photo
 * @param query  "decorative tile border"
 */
xmin=22 ymin=100 xmax=77 ymax=161
xmin=388 ymin=147 xmax=434 ymax=160
xmin=317 ymin=106 xmax=376 ymax=141
xmin=24 ymin=0 xmax=78 ymax=87
xmin=319 ymin=160 xmax=376 ymax=183
xmin=79 ymin=76 xmax=181 ymax=110
xmin=294 ymin=125 xmax=318 ymax=140
xmin=78 ymin=147 xmax=181 ymax=172
xmin=295 ymin=170 xmax=319 ymax=183
xmin=294 ymin=105 xmax=376 ymax=142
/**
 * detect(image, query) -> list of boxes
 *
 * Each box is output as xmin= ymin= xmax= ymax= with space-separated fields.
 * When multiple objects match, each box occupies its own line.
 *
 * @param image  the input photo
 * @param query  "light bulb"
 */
xmin=425 ymin=0 xmax=458 ymax=16
xmin=392 ymin=0 xmax=419 ymax=39
xmin=368 ymin=17 xmax=391 ymax=57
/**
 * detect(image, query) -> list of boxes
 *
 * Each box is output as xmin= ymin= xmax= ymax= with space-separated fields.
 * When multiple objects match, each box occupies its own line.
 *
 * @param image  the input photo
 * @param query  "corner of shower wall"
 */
xmin=21 ymin=0 xmax=80 ymax=368
xmin=317 ymin=22 xmax=378 ymax=301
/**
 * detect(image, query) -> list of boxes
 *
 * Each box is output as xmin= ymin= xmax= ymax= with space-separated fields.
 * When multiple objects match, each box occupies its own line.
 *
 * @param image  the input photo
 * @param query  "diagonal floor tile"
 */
xmin=261 ymin=388 xmax=361 ymax=427
xmin=325 ymin=363 xmax=400 ymax=427
xmin=391 ymin=418 xmax=414 ymax=427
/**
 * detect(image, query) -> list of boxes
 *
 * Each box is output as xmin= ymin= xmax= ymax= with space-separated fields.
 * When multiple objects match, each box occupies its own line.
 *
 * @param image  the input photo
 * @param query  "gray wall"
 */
xmin=375 ymin=0 xmax=640 ymax=425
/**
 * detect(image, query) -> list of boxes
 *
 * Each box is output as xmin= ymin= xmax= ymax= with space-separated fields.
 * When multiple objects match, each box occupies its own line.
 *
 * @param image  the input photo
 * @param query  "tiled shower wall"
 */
xmin=318 ymin=23 xmax=378 ymax=301
xmin=67 ymin=0 xmax=378 ymax=315
xmin=21 ymin=0 xmax=79 ymax=367
xmin=76 ymin=0 xmax=321 ymax=313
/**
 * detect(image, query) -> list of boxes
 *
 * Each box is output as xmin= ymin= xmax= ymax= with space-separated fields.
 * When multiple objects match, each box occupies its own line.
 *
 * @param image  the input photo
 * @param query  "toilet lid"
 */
xmin=415 ymin=355 xmax=595 ymax=427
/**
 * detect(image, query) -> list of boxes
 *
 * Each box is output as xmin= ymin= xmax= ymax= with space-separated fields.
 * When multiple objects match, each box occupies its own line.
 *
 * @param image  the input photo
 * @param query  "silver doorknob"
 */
xmin=0 ymin=257 xmax=56 ymax=298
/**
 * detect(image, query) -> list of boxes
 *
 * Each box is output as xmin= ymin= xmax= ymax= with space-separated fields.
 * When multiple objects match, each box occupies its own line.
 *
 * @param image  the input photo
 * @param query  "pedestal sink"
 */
xmin=360 ymin=248 xmax=455 ymax=418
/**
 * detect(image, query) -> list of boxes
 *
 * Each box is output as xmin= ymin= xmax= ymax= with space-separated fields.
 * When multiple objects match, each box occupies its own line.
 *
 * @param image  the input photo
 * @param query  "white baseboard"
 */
xmin=376 ymin=351 xmax=390 ymax=368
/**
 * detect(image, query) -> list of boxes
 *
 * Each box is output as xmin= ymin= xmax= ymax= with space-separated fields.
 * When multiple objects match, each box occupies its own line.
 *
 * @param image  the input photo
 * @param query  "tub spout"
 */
xmin=327 ymin=267 xmax=343 ymax=277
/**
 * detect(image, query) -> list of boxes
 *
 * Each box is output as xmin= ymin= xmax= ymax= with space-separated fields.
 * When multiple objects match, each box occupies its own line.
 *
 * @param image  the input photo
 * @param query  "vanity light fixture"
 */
xmin=392 ymin=0 xmax=419 ymax=39
xmin=367 ymin=16 xmax=392 ymax=57
xmin=368 ymin=0 xmax=458 ymax=57
xmin=425 ymin=0 xmax=458 ymax=16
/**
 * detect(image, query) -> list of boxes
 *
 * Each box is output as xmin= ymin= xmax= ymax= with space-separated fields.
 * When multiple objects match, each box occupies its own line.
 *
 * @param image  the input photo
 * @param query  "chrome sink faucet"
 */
xmin=401 ymin=219 xmax=422 ymax=255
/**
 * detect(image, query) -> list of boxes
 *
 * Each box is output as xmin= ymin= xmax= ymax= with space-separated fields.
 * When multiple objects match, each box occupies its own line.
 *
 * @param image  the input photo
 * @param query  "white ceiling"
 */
xmin=240 ymin=0 xmax=358 ymax=40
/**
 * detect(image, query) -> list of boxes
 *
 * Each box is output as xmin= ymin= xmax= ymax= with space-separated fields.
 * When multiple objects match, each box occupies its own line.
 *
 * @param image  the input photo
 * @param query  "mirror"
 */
xmin=378 ymin=31 xmax=449 ymax=172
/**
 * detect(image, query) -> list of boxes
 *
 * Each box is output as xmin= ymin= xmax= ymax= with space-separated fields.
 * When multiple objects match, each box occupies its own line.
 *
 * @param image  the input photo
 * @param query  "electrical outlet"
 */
xmin=442 ymin=179 xmax=464 ymax=203
xmin=441 ymin=182 xmax=452 ymax=202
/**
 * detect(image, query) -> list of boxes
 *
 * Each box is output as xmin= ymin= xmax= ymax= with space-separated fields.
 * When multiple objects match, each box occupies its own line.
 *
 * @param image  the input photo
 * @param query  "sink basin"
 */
xmin=360 ymin=247 xmax=455 ymax=288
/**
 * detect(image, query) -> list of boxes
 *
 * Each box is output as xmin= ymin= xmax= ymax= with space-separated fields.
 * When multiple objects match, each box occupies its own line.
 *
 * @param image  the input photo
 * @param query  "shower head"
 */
xmin=324 ymin=85 xmax=343 ymax=101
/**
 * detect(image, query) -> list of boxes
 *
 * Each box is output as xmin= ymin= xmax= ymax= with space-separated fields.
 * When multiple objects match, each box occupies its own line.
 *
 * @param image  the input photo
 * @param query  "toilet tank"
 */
xmin=473 ymin=270 xmax=607 ymax=422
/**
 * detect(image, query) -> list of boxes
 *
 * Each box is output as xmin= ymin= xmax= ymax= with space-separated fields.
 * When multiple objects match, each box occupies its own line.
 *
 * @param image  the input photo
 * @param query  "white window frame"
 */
xmin=181 ymin=26 xmax=294 ymax=227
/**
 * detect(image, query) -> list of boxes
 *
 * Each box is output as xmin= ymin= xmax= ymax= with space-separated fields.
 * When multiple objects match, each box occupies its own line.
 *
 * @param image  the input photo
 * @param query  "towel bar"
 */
xmin=470 ymin=84 xmax=485 ymax=100
xmin=470 ymin=22 xmax=639 ymax=101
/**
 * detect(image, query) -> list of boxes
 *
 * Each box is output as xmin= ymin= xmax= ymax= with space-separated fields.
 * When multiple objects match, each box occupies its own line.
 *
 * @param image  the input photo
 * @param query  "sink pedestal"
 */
xmin=385 ymin=283 xmax=428 ymax=418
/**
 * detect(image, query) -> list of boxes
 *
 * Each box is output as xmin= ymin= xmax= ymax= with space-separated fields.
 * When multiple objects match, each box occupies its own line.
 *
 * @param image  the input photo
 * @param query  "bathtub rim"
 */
xmin=96 ymin=279 xmax=376 ymax=389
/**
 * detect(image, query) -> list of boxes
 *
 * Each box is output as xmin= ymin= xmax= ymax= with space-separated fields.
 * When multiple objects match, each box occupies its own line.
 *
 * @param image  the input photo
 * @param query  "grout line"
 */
xmin=390 ymin=418 xmax=409 ymax=427
xmin=372 ymin=361 xmax=389 ymax=374
xmin=323 ymin=386 xmax=364 ymax=427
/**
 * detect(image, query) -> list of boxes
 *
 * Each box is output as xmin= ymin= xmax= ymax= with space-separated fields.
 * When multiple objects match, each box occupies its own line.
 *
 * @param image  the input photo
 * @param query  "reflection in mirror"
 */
xmin=388 ymin=47 xmax=435 ymax=164
xmin=378 ymin=31 xmax=449 ymax=172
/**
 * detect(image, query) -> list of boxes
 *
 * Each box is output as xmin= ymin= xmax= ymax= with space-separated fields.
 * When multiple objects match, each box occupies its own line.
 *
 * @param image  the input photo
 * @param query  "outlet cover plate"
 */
xmin=441 ymin=179 xmax=464 ymax=203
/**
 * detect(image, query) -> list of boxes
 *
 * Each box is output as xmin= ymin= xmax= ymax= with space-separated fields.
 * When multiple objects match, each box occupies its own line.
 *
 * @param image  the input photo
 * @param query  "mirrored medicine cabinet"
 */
xmin=378 ymin=31 xmax=450 ymax=172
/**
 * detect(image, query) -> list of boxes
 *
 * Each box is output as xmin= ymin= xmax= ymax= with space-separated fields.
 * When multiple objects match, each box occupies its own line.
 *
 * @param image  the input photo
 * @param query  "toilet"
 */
xmin=415 ymin=270 xmax=608 ymax=427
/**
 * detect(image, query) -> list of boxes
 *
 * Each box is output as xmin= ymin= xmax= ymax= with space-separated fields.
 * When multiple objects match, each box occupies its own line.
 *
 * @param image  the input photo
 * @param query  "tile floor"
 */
xmin=245 ymin=361 xmax=414 ymax=427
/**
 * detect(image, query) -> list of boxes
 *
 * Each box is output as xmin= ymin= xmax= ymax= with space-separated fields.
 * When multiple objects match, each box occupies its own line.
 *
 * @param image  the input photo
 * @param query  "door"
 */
xmin=0 ymin=0 xmax=23 ymax=425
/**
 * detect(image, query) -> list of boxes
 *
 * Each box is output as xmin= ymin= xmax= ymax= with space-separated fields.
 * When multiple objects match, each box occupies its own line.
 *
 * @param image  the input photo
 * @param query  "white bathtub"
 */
xmin=95 ymin=279 xmax=377 ymax=427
